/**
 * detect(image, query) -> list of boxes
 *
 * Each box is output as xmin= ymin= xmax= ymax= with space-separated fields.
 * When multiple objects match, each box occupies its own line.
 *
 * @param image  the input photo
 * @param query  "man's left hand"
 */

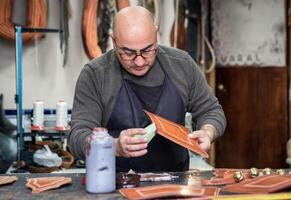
xmin=188 ymin=130 xmax=212 ymax=151
xmin=188 ymin=124 xmax=217 ymax=152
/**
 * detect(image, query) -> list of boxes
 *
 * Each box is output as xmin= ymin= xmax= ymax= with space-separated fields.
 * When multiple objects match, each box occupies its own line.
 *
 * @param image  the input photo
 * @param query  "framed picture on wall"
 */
xmin=211 ymin=0 xmax=286 ymax=67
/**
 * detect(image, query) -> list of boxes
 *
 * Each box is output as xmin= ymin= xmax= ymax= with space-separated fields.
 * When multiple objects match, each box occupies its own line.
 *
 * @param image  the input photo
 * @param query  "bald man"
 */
xmin=68 ymin=6 xmax=226 ymax=172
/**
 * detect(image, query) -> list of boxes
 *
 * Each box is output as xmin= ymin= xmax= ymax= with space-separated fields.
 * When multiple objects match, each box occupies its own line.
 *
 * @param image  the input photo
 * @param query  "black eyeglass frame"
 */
xmin=113 ymin=38 xmax=158 ymax=61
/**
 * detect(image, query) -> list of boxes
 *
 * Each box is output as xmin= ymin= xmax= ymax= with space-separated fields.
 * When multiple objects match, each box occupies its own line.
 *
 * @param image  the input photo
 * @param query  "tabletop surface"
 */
xmin=0 ymin=170 xmax=210 ymax=200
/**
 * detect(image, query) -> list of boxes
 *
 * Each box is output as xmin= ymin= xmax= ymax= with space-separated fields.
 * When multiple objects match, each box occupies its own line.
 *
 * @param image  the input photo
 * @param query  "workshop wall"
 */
xmin=0 ymin=1 xmax=88 ymax=109
xmin=0 ymin=0 xmax=176 ymax=110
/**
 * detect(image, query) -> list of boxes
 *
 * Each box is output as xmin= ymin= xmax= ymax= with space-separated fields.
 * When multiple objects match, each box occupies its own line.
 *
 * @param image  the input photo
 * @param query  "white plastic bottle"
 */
xmin=86 ymin=127 xmax=116 ymax=193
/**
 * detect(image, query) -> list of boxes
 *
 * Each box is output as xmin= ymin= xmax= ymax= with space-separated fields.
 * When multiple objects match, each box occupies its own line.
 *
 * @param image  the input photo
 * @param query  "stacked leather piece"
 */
xmin=26 ymin=177 xmax=72 ymax=193
xmin=203 ymin=168 xmax=291 ymax=194
xmin=223 ymin=175 xmax=291 ymax=194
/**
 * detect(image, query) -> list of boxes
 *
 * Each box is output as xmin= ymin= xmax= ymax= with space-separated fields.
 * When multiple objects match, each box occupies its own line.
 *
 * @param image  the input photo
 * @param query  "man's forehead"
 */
xmin=115 ymin=31 xmax=156 ymax=51
xmin=114 ymin=24 xmax=155 ymax=39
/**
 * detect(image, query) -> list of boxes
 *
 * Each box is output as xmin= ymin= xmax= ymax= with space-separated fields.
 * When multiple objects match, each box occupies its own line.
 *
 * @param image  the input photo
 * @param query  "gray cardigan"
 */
xmin=68 ymin=45 xmax=226 ymax=160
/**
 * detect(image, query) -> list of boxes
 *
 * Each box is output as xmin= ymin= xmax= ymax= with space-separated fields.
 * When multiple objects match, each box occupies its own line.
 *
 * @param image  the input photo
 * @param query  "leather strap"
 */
xmin=0 ymin=0 xmax=47 ymax=42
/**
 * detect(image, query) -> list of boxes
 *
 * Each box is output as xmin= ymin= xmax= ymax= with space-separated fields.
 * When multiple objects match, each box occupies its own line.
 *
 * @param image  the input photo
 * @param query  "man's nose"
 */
xmin=133 ymin=55 xmax=146 ymax=67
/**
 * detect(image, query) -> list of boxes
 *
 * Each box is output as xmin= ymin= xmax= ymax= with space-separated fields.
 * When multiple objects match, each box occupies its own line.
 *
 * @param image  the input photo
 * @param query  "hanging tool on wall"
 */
xmin=186 ymin=0 xmax=200 ymax=61
xmin=59 ymin=0 xmax=71 ymax=66
xmin=98 ymin=0 xmax=115 ymax=53
xmin=199 ymin=0 xmax=215 ymax=75
xmin=170 ymin=0 xmax=187 ymax=50
xmin=168 ymin=0 xmax=215 ymax=75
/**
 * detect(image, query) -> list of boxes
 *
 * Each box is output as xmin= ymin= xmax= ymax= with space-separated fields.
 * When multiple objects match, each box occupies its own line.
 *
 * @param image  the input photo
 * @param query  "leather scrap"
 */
xmin=144 ymin=110 xmax=209 ymax=158
xmin=0 ymin=176 xmax=18 ymax=186
xmin=26 ymin=176 xmax=72 ymax=193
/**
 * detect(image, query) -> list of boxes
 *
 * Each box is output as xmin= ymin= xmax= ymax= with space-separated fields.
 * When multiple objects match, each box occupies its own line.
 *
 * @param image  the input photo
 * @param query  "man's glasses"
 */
xmin=113 ymin=38 xmax=157 ymax=61
xmin=119 ymin=48 xmax=157 ymax=61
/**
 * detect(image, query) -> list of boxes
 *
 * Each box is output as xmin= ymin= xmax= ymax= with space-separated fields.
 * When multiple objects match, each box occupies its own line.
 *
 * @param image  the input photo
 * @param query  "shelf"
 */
xmin=15 ymin=26 xmax=63 ymax=163
xmin=23 ymin=131 xmax=67 ymax=137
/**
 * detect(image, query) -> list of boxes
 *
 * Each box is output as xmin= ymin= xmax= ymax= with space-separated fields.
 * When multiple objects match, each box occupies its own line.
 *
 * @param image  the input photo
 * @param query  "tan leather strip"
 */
xmin=0 ymin=0 xmax=47 ymax=42
xmin=82 ymin=0 xmax=102 ymax=60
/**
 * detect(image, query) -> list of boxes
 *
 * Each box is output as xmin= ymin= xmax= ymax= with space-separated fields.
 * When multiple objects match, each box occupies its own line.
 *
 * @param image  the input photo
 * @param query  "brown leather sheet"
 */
xmin=119 ymin=184 xmax=220 ymax=200
xmin=26 ymin=177 xmax=72 ymax=193
xmin=144 ymin=110 xmax=209 ymax=158
xmin=0 ymin=176 xmax=17 ymax=186
xmin=222 ymin=175 xmax=291 ymax=194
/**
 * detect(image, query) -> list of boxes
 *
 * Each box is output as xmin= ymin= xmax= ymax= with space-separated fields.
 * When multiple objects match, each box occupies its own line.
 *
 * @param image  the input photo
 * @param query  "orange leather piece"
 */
xmin=223 ymin=175 xmax=291 ymax=194
xmin=26 ymin=177 xmax=72 ymax=193
xmin=119 ymin=184 xmax=220 ymax=200
xmin=144 ymin=110 xmax=209 ymax=158
xmin=82 ymin=0 xmax=102 ymax=60
xmin=0 ymin=176 xmax=18 ymax=186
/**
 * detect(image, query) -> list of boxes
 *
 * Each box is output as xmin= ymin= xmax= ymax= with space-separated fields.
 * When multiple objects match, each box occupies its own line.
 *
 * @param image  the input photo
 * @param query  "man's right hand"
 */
xmin=115 ymin=128 xmax=148 ymax=157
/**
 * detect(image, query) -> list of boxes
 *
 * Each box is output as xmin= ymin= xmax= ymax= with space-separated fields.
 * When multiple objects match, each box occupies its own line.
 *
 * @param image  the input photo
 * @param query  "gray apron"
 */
xmin=107 ymin=57 xmax=189 ymax=172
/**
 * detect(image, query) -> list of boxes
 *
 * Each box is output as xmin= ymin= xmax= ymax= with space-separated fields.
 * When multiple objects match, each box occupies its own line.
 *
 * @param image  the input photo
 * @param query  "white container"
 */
xmin=32 ymin=100 xmax=44 ymax=127
xmin=86 ymin=128 xmax=116 ymax=193
xmin=56 ymin=100 xmax=68 ymax=128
